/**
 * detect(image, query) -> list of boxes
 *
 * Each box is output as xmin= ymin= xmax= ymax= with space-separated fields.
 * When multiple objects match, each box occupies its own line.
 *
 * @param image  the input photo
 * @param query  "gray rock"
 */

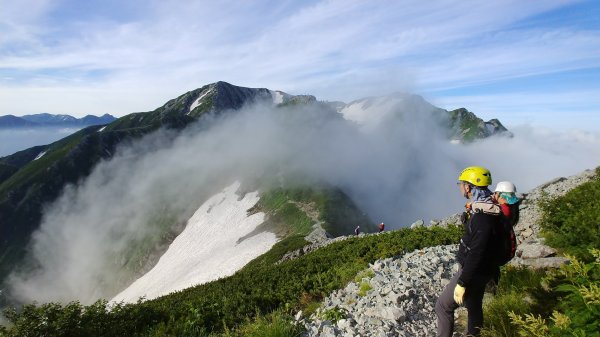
xmin=410 ymin=219 xmax=425 ymax=228
xmin=521 ymin=257 xmax=570 ymax=269
xmin=337 ymin=318 xmax=352 ymax=330
xmin=517 ymin=243 xmax=557 ymax=259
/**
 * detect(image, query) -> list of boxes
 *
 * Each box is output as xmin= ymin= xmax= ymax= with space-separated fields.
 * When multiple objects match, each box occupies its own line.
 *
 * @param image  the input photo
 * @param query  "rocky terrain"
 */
xmin=300 ymin=244 xmax=458 ymax=337
xmin=298 ymin=167 xmax=597 ymax=336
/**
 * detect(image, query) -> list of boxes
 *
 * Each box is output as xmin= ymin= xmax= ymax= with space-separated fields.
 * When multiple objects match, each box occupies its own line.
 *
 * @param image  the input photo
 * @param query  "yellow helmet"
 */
xmin=458 ymin=166 xmax=492 ymax=187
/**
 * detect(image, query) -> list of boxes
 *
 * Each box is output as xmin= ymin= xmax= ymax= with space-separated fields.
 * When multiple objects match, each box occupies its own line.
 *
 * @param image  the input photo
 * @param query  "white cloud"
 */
xmin=0 ymin=0 xmax=596 ymax=129
xmin=416 ymin=29 xmax=600 ymax=91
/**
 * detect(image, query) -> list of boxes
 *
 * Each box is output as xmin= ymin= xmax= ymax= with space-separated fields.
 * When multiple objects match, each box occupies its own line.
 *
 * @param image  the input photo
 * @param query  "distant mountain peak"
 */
xmin=0 ymin=113 xmax=116 ymax=129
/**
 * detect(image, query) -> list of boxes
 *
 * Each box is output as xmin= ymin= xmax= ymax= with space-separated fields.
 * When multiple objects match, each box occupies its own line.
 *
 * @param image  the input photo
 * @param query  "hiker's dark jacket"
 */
xmin=457 ymin=209 xmax=501 ymax=286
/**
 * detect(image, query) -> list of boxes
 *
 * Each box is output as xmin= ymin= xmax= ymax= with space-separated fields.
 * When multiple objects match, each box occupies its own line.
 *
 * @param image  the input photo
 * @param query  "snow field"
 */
xmin=111 ymin=182 xmax=278 ymax=303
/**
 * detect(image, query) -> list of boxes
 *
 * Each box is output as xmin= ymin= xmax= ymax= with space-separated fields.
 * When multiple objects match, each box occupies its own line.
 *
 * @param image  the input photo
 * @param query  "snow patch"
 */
xmin=270 ymin=90 xmax=286 ymax=104
xmin=111 ymin=182 xmax=277 ymax=304
xmin=33 ymin=151 xmax=46 ymax=160
xmin=188 ymin=89 xmax=214 ymax=114
xmin=339 ymin=96 xmax=404 ymax=129
xmin=97 ymin=126 xmax=106 ymax=132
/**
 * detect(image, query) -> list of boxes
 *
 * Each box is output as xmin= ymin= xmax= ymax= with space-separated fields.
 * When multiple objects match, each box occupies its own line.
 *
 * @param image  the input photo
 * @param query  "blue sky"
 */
xmin=1 ymin=0 xmax=599 ymax=131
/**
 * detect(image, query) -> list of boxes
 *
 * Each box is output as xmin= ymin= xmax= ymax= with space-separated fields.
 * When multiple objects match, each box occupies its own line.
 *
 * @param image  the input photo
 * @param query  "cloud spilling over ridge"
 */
xmin=7 ymin=101 xmax=600 ymax=305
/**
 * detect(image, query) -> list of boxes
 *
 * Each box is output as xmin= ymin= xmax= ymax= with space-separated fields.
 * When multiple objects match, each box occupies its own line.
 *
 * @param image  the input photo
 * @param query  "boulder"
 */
xmin=517 ymin=243 xmax=557 ymax=259
xmin=410 ymin=219 xmax=424 ymax=228
xmin=520 ymin=257 xmax=570 ymax=269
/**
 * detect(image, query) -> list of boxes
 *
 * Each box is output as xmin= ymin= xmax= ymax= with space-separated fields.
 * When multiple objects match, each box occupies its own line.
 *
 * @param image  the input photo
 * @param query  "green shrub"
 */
xmin=481 ymin=266 xmax=550 ymax=337
xmin=234 ymin=311 xmax=303 ymax=337
xmin=358 ymin=281 xmax=373 ymax=297
xmin=490 ymin=249 xmax=600 ymax=337
xmin=320 ymin=306 xmax=347 ymax=323
xmin=539 ymin=168 xmax=600 ymax=262
xmin=1 ymin=225 xmax=462 ymax=336
xmin=354 ymin=269 xmax=375 ymax=283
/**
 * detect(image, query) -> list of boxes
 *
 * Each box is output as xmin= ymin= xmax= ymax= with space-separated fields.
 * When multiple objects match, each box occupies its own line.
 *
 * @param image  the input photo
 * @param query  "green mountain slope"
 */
xmin=447 ymin=108 xmax=511 ymax=142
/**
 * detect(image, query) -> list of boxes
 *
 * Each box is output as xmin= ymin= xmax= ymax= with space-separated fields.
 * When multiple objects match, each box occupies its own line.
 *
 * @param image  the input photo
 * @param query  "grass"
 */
xmin=226 ymin=310 xmax=303 ymax=337
xmin=258 ymin=184 xmax=374 ymax=237
xmin=480 ymin=267 xmax=548 ymax=337
xmin=258 ymin=189 xmax=314 ymax=236
xmin=358 ymin=281 xmax=373 ymax=297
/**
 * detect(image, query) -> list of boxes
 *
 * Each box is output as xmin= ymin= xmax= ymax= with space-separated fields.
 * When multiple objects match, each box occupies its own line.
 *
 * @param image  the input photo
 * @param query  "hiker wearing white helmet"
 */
xmin=494 ymin=181 xmax=519 ymax=203
xmin=493 ymin=181 xmax=520 ymax=227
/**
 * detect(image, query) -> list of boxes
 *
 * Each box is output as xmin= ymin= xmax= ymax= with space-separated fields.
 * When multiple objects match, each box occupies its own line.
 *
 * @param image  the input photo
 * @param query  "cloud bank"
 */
xmin=7 ymin=101 xmax=600 ymax=305
xmin=0 ymin=127 xmax=80 ymax=157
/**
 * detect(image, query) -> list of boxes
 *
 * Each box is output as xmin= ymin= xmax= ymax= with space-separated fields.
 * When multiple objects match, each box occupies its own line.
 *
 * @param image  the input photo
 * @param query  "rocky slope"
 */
xmin=298 ymin=167 xmax=597 ymax=336
xmin=300 ymin=244 xmax=458 ymax=337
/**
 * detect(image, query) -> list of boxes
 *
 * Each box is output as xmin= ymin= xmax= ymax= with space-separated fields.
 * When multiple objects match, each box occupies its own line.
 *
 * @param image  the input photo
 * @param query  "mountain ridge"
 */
xmin=0 ymin=113 xmax=116 ymax=128
xmin=0 ymin=81 xmax=510 ymax=299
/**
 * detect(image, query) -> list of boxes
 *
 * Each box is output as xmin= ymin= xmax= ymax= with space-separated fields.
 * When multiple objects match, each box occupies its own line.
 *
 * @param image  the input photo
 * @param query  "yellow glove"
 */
xmin=454 ymin=284 xmax=466 ymax=305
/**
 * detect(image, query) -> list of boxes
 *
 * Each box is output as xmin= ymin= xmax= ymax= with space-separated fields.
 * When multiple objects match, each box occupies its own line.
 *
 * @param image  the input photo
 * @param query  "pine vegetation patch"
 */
xmin=539 ymin=167 xmax=600 ymax=262
xmin=0 ymin=225 xmax=462 ymax=336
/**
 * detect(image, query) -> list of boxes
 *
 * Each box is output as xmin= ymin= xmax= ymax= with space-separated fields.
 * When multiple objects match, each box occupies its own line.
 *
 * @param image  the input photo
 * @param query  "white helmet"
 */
xmin=494 ymin=181 xmax=516 ymax=193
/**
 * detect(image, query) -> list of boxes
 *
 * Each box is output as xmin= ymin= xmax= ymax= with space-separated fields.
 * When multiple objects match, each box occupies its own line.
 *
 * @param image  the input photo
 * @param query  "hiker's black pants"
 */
xmin=435 ymin=265 xmax=492 ymax=337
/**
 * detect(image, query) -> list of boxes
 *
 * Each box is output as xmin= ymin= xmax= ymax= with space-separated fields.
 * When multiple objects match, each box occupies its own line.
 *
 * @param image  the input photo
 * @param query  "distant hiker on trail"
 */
xmin=435 ymin=166 xmax=502 ymax=337
xmin=354 ymin=226 xmax=360 ymax=236
xmin=493 ymin=181 xmax=520 ymax=227
xmin=378 ymin=222 xmax=385 ymax=233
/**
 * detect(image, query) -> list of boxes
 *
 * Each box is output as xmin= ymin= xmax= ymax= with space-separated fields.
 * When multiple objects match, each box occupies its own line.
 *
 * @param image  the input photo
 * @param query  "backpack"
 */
xmin=469 ymin=201 xmax=517 ymax=266
xmin=494 ymin=203 xmax=519 ymax=266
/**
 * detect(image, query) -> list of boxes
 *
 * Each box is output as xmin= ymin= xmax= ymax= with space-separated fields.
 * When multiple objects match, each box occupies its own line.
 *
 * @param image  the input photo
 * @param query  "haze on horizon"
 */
xmin=0 ymin=0 xmax=599 ymax=132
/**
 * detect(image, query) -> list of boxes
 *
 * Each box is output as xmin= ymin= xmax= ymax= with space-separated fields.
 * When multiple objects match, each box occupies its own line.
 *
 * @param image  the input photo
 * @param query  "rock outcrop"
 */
xmin=300 ymin=245 xmax=460 ymax=337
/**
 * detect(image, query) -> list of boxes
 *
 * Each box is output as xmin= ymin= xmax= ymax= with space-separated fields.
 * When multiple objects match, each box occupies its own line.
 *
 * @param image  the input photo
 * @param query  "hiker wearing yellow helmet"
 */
xmin=435 ymin=166 xmax=502 ymax=337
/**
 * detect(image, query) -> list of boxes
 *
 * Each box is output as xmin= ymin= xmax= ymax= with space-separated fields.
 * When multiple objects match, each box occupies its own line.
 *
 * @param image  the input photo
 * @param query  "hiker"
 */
xmin=378 ymin=222 xmax=385 ymax=233
xmin=493 ymin=181 xmax=520 ymax=227
xmin=435 ymin=166 xmax=502 ymax=337
xmin=354 ymin=226 xmax=360 ymax=236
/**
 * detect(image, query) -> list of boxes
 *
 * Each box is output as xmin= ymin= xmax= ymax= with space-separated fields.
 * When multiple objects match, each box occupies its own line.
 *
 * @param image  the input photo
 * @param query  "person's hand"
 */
xmin=460 ymin=211 xmax=469 ymax=225
xmin=454 ymin=284 xmax=466 ymax=305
